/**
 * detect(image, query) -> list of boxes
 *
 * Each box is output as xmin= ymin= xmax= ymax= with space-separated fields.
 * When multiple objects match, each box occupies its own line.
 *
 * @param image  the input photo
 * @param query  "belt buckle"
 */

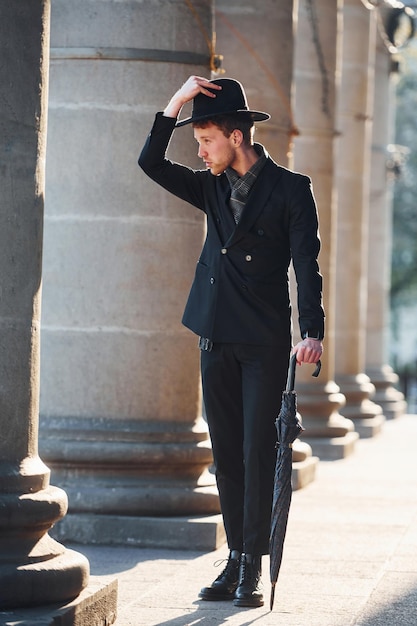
xmin=198 ymin=337 xmax=213 ymax=352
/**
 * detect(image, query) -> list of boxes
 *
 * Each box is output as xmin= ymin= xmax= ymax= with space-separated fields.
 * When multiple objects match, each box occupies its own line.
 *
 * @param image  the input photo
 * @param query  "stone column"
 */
xmin=39 ymin=0 xmax=222 ymax=550
xmin=292 ymin=0 xmax=358 ymax=460
xmin=0 ymin=0 xmax=91 ymax=610
xmin=215 ymin=0 xmax=319 ymax=483
xmin=365 ymin=31 xmax=406 ymax=420
xmin=216 ymin=0 xmax=298 ymax=165
xmin=334 ymin=0 xmax=385 ymax=437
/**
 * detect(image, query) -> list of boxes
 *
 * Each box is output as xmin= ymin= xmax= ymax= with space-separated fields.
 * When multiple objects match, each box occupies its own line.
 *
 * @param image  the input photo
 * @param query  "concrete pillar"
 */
xmin=0 ymin=0 xmax=91 ymax=610
xmin=365 ymin=32 xmax=407 ymax=420
xmin=216 ymin=0 xmax=298 ymax=165
xmin=215 ymin=0 xmax=318 ymax=484
xmin=334 ymin=1 xmax=385 ymax=437
xmin=292 ymin=0 xmax=358 ymax=460
xmin=39 ymin=0 xmax=222 ymax=550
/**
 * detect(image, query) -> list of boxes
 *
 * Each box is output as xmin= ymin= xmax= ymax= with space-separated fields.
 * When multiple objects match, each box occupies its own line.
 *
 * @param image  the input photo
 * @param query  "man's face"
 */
xmin=194 ymin=123 xmax=237 ymax=176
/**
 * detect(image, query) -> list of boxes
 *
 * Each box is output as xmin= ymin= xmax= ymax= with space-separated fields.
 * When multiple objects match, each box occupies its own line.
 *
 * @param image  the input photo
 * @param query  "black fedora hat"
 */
xmin=175 ymin=78 xmax=270 ymax=127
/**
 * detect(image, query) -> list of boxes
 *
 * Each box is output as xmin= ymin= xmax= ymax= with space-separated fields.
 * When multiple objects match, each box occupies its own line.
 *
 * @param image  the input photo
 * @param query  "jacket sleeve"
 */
xmin=288 ymin=174 xmax=325 ymax=339
xmin=138 ymin=112 xmax=207 ymax=211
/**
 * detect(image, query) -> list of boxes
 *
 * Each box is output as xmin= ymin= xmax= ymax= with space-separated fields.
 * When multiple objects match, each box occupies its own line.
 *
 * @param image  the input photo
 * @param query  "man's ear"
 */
xmin=232 ymin=129 xmax=243 ymax=147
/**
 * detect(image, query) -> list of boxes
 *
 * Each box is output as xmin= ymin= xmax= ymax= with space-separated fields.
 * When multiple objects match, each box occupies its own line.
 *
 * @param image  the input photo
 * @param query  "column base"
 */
xmin=51 ymin=513 xmax=226 ymax=552
xmin=0 ymin=578 xmax=117 ymax=625
xmin=294 ymin=379 xmax=358 ymax=459
xmin=39 ymin=416 xmax=221 ymax=517
xmin=302 ymin=431 xmax=359 ymax=461
xmin=292 ymin=456 xmax=319 ymax=490
xmin=0 ymin=546 xmax=89 ymax=610
xmin=336 ymin=373 xmax=385 ymax=438
xmin=292 ymin=438 xmax=318 ymax=490
xmin=0 ymin=485 xmax=92 ymax=611
xmin=366 ymin=365 xmax=407 ymax=420
xmin=350 ymin=413 xmax=386 ymax=438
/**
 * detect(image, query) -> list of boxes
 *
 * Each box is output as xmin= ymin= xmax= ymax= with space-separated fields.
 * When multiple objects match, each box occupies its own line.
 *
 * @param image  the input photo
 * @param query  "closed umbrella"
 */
xmin=269 ymin=354 xmax=321 ymax=610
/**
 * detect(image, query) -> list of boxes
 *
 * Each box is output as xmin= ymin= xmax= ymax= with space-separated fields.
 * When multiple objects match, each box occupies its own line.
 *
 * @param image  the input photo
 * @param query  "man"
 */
xmin=139 ymin=76 xmax=324 ymax=608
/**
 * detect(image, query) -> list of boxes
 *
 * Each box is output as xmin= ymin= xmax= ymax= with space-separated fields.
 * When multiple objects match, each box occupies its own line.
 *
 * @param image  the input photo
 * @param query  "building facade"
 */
xmin=37 ymin=0 xmax=410 ymax=546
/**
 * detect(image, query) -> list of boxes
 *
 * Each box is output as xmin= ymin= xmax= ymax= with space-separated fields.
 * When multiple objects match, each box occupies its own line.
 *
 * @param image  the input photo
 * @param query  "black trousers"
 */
xmin=201 ymin=343 xmax=289 ymax=555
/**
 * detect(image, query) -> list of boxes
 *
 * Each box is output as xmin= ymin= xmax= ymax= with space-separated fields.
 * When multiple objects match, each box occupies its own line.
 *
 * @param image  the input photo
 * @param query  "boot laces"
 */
xmin=213 ymin=557 xmax=239 ymax=582
xmin=239 ymin=557 xmax=259 ymax=584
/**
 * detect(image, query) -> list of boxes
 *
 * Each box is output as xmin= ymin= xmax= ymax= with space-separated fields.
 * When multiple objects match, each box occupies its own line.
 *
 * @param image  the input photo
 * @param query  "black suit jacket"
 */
xmin=139 ymin=113 xmax=325 ymax=346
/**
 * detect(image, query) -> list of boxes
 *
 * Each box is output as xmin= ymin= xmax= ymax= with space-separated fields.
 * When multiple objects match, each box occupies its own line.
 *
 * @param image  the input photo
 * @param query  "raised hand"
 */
xmin=163 ymin=75 xmax=222 ymax=119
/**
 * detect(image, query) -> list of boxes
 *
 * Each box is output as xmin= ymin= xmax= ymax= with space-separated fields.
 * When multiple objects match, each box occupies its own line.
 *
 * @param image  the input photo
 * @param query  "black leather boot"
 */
xmin=199 ymin=550 xmax=241 ymax=601
xmin=234 ymin=553 xmax=264 ymax=607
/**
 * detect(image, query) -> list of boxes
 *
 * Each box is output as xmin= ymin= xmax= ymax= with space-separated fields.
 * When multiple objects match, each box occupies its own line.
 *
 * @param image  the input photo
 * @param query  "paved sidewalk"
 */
xmin=72 ymin=413 xmax=417 ymax=626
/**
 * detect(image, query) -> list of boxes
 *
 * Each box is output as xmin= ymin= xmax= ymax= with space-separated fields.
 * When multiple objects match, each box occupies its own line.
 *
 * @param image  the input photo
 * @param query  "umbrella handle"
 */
xmin=286 ymin=354 xmax=321 ymax=392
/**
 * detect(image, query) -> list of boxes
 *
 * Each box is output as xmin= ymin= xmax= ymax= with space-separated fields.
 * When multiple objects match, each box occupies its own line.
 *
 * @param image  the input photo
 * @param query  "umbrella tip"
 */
xmin=270 ymin=584 xmax=276 ymax=611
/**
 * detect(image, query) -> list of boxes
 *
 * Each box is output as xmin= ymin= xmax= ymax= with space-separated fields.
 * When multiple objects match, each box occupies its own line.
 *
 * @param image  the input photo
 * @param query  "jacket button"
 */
xmin=210 ymin=277 xmax=215 ymax=284
xmin=245 ymin=254 xmax=252 ymax=262
xmin=241 ymin=284 xmax=248 ymax=290
xmin=258 ymin=229 xmax=264 ymax=236
xmin=221 ymin=248 xmax=227 ymax=255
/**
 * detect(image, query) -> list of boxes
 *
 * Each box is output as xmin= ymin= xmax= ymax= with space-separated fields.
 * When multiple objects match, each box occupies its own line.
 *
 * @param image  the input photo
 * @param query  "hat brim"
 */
xmin=175 ymin=109 xmax=270 ymax=128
